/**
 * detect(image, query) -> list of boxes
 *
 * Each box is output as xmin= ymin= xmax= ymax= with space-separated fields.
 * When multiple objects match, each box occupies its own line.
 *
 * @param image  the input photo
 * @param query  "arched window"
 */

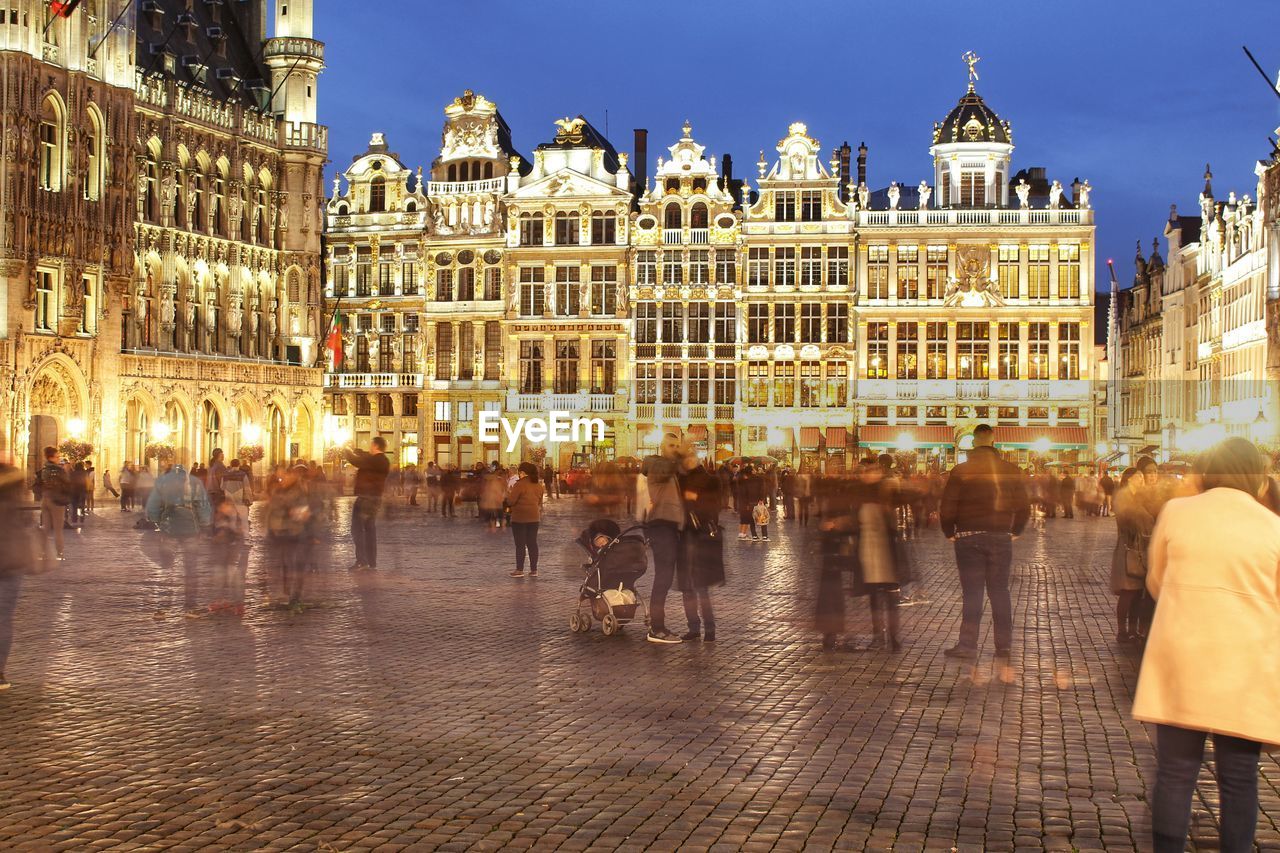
xmin=213 ymin=163 xmax=228 ymax=236
xmin=484 ymin=161 xmax=493 ymax=179
xmin=192 ymin=171 xmax=205 ymax=230
xmin=38 ymin=94 xmax=65 ymax=192
xmin=287 ymin=269 xmax=301 ymax=302
xmin=84 ymin=105 xmax=104 ymax=201
xmin=405 ymin=199 xmax=416 ymax=213
xmin=369 ymin=175 xmax=385 ymax=212
xmin=336 ymin=202 xmax=349 ymax=215
xmin=256 ymin=188 xmax=268 ymax=243
xmin=447 ymin=163 xmax=457 ymax=182
xmin=203 ymin=400 xmax=221 ymax=460
xmin=664 ymin=203 xmax=682 ymax=230
xmin=144 ymin=140 xmax=162 ymax=223
xmin=690 ymin=202 xmax=709 ymax=229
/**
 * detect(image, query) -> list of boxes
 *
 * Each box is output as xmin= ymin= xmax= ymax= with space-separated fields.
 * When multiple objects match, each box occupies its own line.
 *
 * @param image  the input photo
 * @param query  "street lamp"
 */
xmin=1165 ymin=421 xmax=1178 ymax=452
xmin=241 ymin=423 xmax=263 ymax=444
xmin=150 ymin=422 xmax=172 ymax=442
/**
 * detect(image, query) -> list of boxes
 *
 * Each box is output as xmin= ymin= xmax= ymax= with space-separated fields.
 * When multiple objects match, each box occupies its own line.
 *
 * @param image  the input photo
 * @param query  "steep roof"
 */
xmin=933 ymin=88 xmax=1012 ymax=146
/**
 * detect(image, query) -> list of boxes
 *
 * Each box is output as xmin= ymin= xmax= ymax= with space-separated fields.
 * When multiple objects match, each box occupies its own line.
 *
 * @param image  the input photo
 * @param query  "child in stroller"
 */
xmin=569 ymin=519 xmax=649 ymax=636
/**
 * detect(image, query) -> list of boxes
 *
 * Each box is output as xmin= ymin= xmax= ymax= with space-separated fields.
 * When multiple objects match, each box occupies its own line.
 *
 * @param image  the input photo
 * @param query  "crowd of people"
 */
xmin=2 ymin=426 xmax=1279 ymax=850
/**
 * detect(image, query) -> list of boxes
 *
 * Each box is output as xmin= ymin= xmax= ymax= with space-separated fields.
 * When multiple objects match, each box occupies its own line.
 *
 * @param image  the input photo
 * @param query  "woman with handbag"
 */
xmin=854 ymin=458 xmax=908 ymax=652
xmin=1110 ymin=467 xmax=1154 ymax=644
xmin=1133 ymin=438 xmax=1280 ymax=851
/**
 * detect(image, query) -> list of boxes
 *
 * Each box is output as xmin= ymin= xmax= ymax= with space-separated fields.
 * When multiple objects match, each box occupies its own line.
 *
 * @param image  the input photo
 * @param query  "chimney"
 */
xmin=722 ymin=153 xmax=734 ymax=193
xmin=837 ymin=142 xmax=852 ymax=202
xmin=856 ymin=141 xmax=868 ymax=187
xmin=632 ymin=128 xmax=648 ymax=197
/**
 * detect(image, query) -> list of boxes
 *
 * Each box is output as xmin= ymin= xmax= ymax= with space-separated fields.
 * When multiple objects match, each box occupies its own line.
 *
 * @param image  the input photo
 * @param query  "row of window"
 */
xmin=38 ymin=95 xmax=105 ymax=201
xmin=33 ymin=269 xmax=97 ymax=335
xmin=865 ymin=321 xmax=1082 ymax=380
xmin=866 ymin=244 xmax=1081 ymax=300
xmin=140 ymin=155 xmax=277 ymax=247
xmin=517 ymin=266 xmax=619 ymax=316
xmin=518 ymin=212 xmax=619 ymax=246
xmin=516 ymin=340 xmax=618 ymax=395
xmin=864 ymin=404 xmax=1078 ymax=424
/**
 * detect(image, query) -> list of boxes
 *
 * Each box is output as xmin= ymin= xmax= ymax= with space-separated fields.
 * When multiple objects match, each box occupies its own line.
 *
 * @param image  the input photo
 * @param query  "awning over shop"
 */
xmin=826 ymin=427 xmax=848 ymax=450
xmin=1098 ymin=449 xmax=1125 ymax=466
xmin=858 ymin=425 xmax=955 ymax=447
xmin=993 ymin=426 xmax=1089 ymax=448
xmin=798 ymin=427 xmax=822 ymax=450
xmin=685 ymin=424 xmax=708 ymax=441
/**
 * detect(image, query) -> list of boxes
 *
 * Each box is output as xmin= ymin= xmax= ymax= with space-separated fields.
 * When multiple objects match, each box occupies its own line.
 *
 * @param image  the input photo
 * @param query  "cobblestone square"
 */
xmin=2 ymin=498 xmax=1277 ymax=851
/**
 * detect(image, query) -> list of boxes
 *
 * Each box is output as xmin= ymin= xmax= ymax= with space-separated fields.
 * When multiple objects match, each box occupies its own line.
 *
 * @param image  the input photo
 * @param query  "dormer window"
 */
xmin=368 ymin=175 xmax=385 ymax=212
xmin=963 ymin=117 xmax=984 ymax=141
xmin=664 ymin=178 xmax=679 ymax=194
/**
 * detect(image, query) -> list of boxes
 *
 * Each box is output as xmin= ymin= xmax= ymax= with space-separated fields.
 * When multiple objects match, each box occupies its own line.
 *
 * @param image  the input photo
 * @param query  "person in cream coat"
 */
xmin=1132 ymin=437 xmax=1280 ymax=852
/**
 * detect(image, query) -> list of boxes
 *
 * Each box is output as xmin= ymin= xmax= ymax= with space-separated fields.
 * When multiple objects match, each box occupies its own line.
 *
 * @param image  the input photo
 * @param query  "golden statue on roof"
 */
xmin=962 ymin=50 xmax=981 ymax=91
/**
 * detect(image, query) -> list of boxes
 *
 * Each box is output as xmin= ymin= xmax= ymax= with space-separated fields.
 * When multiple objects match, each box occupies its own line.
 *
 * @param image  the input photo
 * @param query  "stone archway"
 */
xmin=26 ymin=358 xmax=87 ymax=473
xmin=291 ymin=403 xmax=314 ymax=462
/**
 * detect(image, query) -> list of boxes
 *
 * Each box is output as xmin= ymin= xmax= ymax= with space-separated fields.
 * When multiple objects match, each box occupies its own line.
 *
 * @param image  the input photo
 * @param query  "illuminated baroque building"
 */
xmin=2 ymin=0 xmax=326 ymax=473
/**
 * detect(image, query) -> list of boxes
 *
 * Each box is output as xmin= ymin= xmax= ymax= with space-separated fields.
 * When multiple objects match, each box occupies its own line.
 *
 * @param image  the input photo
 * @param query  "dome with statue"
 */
xmin=932 ymin=51 xmax=1012 ymax=146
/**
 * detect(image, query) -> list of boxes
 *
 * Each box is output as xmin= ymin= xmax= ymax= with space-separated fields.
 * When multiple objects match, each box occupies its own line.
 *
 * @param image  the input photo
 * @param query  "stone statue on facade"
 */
xmin=160 ymin=290 xmax=176 ymax=325
xmin=229 ymin=300 xmax=243 ymax=334
xmin=268 ymin=299 xmax=278 ymax=338
xmin=887 ymin=182 xmax=900 ymax=210
xmin=1015 ymin=179 xmax=1030 ymax=209
xmin=1048 ymin=180 xmax=1063 ymax=210
xmin=918 ymin=181 xmax=931 ymax=210
xmin=1077 ymin=179 xmax=1092 ymax=209
xmin=857 ymin=182 xmax=870 ymax=211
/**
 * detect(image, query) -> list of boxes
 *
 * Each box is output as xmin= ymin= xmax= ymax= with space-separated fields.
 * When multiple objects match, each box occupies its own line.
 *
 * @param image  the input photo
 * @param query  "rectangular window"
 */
xmin=635 ymin=362 xmax=656 ymax=404
xmin=519 ymin=267 xmax=545 ymax=316
xmin=355 ymin=336 xmax=370 ymax=372
xmin=402 ymin=261 xmax=418 ymax=293
xmin=926 ymin=246 xmax=948 ymax=300
xmin=39 ymin=119 xmax=59 ymax=191
xmin=799 ymin=302 xmax=822 ymax=343
xmin=774 ymin=191 xmax=796 ymax=222
xmin=433 ymin=401 xmax=451 ymax=422
xmin=435 ymin=323 xmax=453 ymax=381
xmin=826 ymin=245 xmax=849 ymax=288
xmin=959 ymin=170 xmax=984 ymax=206
xmin=800 ymin=361 xmax=821 ymax=407
xmin=746 ymin=361 xmax=769 ymax=407
xmin=825 ymin=362 xmax=848 ymax=408
xmin=715 ymin=249 xmax=736 ymax=285
xmin=636 ymin=250 xmax=657 ymax=285
xmin=867 ymin=322 xmax=889 ymax=379
xmin=998 ymin=406 xmax=1019 ymax=423
xmin=773 ymin=247 xmax=795 ymax=288
xmin=590 ymin=211 xmax=615 ymax=245
xmin=402 ymin=334 xmax=417 ymax=373
xmin=1058 ymin=244 xmax=1081 ymax=299
xmin=896 ymin=406 xmax=918 ymax=422
xmin=378 ymin=394 xmax=394 ymax=417
xmin=714 ymin=363 xmax=736 ymax=405
xmin=867 ymin=245 xmax=889 ymax=299
xmin=378 ymin=314 xmax=395 ymax=333
xmin=662 ymin=250 xmax=684 ymax=285
xmin=519 ymin=339 xmax=543 ymax=393
xmin=457 ymin=268 xmax=475 ymax=301
xmin=78 ymin=275 xmax=94 ymax=334
xmin=747 ymin=304 xmax=769 ymax=343
xmin=688 ymin=249 xmax=709 ymax=284
xmin=590 ymin=265 xmax=617 ymax=315
xmin=1058 ymin=322 xmax=1081 ymax=379
xmin=435 ymin=268 xmax=453 ymax=302
xmin=356 ymin=395 xmax=371 ymax=416
xmin=484 ymin=321 xmax=501 ymax=380
xmin=957 ymin=322 xmax=990 ymax=379
xmin=333 ymin=263 xmax=349 ymax=296
xmin=998 ymin=322 xmax=1019 ymax=379
xmin=1028 ymin=322 xmax=1050 ymax=379
xmin=457 ymin=322 xmax=474 ymax=380
xmin=660 ymin=302 xmax=684 ymax=343
xmin=773 ymin=362 xmax=795 ymax=407
xmin=747 ymin=248 xmax=769 ymax=287
xmin=661 ymin=362 xmax=684 ymax=404
xmin=356 ymin=255 xmax=371 ymax=297
xmin=590 ymin=340 xmax=616 ymax=394
xmin=826 ymin=303 xmax=848 ymax=344
xmin=800 ymin=191 xmax=822 ymax=222
xmin=896 ymin=323 xmax=918 ymax=379
xmin=1028 ymin=245 xmax=1050 ymax=299
xmin=378 ymin=263 xmax=394 ymax=296
xmin=997 ymin=245 xmax=1019 ymax=299
xmin=714 ymin=302 xmax=736 ymax=344
xmin=687 ymin=302 xmax=710 ymax=343
xmin=358 ymin=313 xmax=373 ymax=332
xmin=555 ymin=266 xmax=580 ymax=316
xmin=800 ymin=246 xmax=821 ymax=287
xmin=519 ymin=215 xmax=544 ymax=246
xmin=774 ymin=303 xmax=796 ymax=343
xmin=865 ymin=405 xmax=889 ymax=423
xmin=484 ymin=266 xmax=501 ymax=301
xmin=636 ymin=302 xmax=657 ymax=345
xmin=403 ymin=313 xmax=419 ymax=333
xmin=35 ymin=269 xmax=57 ymax=331
xmin=554 ymin=339 xmax=578 ymax=393
xmin=896 ymin=246 xmax=919 ymax=299
xmin=688 ymin=362 xmax=710 ymax=405
xmin=554 ymin=213 xmax=579 ymax=246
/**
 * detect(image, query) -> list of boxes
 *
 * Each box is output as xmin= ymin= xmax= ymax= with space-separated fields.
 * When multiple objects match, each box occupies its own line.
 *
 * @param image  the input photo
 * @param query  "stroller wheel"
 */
xmin=569 ymin=612 xmax=584 ymax=633
xmin=601 ymin=613 xmax=619 ymax=636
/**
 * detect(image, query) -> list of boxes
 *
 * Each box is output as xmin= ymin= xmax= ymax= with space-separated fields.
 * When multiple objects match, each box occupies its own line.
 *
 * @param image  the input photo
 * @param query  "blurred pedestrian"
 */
xmin=33 ymin=445 xmax=69 ymax=562
xmin=206 ymin=448 xmax=227 ymax=507
xmin=68 ymin=461 xmax=88 ymax=528
xmin=265 ymin=464 xmax=313 ymax=610
xmin=479 ymin=466 xmax=506 ymax=530
xmin=209 ymin=487 xmax=248 ymax=616
xmin=752 ymin=499 xmax=770 ymax=542
xmin=1133 ymin=438 xmax=1280 ymax=852
xmin=856 ymin=458 xmax=908 ymax=651
xmin=146 ymin=462 xmax=212 ymax=617
xmin=639 ymin=433 xmax=689 ymax=644
xmin=506 ymin=462 xmax=543 ymax=577
xmin=677 ymin=455 xmax=723 ymax=641
xmin=103 ymin=467 xmax=120 ymax=503
xmin=939 ymin=424 xmax=1030 ymax=663
xmin=84 ymin=459 xmax=96 ymax=514
xmin=1110 ymin=467 xmax=1154 ymax=644
xmin=119 ymin=463 xmax=134 ymax=511
xmin=0 ymin=459 xmax=34 ymax=689
xmin=343 ymin=437 xmax=389 ymax=571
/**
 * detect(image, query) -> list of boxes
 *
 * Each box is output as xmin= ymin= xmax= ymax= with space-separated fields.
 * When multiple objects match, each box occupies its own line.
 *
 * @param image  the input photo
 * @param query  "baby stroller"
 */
xmin=570 ymin=519 xmax=649 ymax=636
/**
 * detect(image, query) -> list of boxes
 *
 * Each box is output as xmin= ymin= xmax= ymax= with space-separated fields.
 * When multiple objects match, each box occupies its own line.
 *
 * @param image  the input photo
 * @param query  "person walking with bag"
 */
xmin=146 ymin=462 xmax=213 ymax=617
xmin=677 ymin=458 xmax=723 ymax=641
xmin=506 ymin=462 xmax=543 ymax=577
xmin=939 ymin=424 xmax=1030 ymax=663
xmin=638 ymin=433 xmax=689 ymax=644
xmin=1110 ymin=467 xmax=1154 ymax=644
xmin=1133 ymin=438 xmax=1280 ymax=852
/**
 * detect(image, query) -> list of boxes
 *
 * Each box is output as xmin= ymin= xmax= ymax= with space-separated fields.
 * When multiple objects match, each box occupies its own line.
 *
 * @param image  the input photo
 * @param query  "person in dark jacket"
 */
xmin=939 ymin=424 xmax=1030 ymax=662
xmin=506 ymin=462 xmax=543 ymax=577
xmin=342 ymin=437 xmax=389 ymax=571
xmin=677 ymin=460 xmax=723 ymax=641
xmin=0 ymin=460 xmax=33 ymax=689
xmin=639 ymin=434 xmax=690 ymax=644
xmin=815 ymin=471 xmax=857 ymax=650
xmin=34 ymin=446 xmax=69 ymax=562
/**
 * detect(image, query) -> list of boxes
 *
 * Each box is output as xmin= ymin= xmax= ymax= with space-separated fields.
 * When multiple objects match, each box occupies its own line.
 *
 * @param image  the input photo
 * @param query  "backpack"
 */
xmin=160 ymin=474 xmax=200 ymax=538
xmin=39 ymin=465 xmax=70 ymax=506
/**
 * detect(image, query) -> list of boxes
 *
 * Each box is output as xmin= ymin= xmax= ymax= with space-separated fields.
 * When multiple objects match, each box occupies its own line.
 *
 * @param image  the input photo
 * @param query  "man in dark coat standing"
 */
xmin=676 ymin=459 xmax=724 ymax=642
xmin=939 ymin=424 xmax=1030 ymax=662
xmin=342 ymin=437 xmax=390 ymax=570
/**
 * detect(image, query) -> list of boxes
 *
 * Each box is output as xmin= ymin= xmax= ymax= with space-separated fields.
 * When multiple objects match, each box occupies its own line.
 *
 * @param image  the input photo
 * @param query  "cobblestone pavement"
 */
xmin=2 ymin=494 xmax=1277 ymax=852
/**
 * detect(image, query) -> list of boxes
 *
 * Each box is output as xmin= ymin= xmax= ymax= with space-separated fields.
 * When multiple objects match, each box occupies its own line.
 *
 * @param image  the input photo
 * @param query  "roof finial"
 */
xmin=962 ymin=50 xmax=981 ymax=92
xmin=682 ymin=119 xmax=692 ymax=139
xmin=1203 ymin=162 xmax=1213 ymax=195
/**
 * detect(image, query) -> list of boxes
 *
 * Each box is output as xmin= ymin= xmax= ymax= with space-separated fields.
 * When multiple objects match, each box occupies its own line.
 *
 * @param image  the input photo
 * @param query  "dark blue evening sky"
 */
xmin=312 ymin=0 xmax=1280 ymax=293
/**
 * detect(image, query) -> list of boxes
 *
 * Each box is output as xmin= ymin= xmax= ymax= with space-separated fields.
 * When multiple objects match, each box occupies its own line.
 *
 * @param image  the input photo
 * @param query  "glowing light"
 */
xmin=67 ymin=418 xmax=86 ymax=439
xmin=322 ymin=415 xmax=352 ymax=447
xmin=241 ymin=423 xmax=263 ymax=443
xmin=150 ymin=422 xmax=172 ymax=442
xmin=896 ymin=432 xmax=916 ymax=451
xmin=1095 ymin=441 xmax=1108 ymax=456
xmin=643 ymin=429 xmax=662 ymax=447
xmin=1181 ymin=423 xmax=1226 ymax=452
xmin=1033 ymin=436 xmax=1052 ymax=454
